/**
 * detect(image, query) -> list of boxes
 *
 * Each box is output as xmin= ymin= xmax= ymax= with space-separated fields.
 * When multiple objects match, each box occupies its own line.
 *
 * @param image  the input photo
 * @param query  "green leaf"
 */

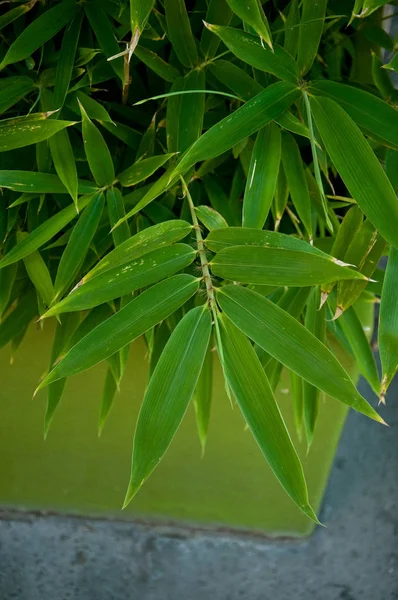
xmin=80 ymin=101 xmax=115 ymax=187
xmin=281 ymin=131 xmax=312 ymax=239
xmin=43 ymin=244 xmax=197 ymax=317
xmin=98 ymin=368 xmax=119 ymax=436
xmin=0 ymin=0 xmax=36 ymax=33
xmin=54 ymin=192 xmax=105 ymax=301
xmin=0 ymin=195 xmax=94 ymax=269
xmin=107 ymin=187 xmax=130 ymax=247
xmin=297 ymin=0 xmax=327 ymax=76
xmin=0 ymin=1 xmax=76 ymax=70
xmin=206 ymin=226 xmax=332 ymax=257
xmin=0 ymin=114 xmax=76 ymax=152
xmin=290 ymin=370 xmax=304 ymax=441
xmin=217 ymin=284 xmax=384 ymax=424
xmin=204 ymin=25 xmax=298 ymax=82
xmin=134 ymin=45 xmax=180 ymax=82
xmin=384 ymin=53 xmax=398 ymax=73
xmin=200 ymin=0 xmax=233 ymax=59
xmin=209 ymin=59 xmax=263 ymax=101
xmin=66 ymin=92 xmax=115 ymax=123
xmin=17 ymin=232 xmax=54 ymax=307
xmin=311 ymin=80 xmax=398 ymax=149
xmin=0 ymin=290 xmax=37 ymax=349
xmin=53 ymin=9 xmax=84 ymax=109
xmin=195 ymin=205 xmax=228 ymax=231
xmin=85 ymin=219 xmax=193 ymax=281
xmin=211 ymin=245 xmax=366 ymax=286
xmin=36 ymin=274 xmax=199 ymax=391
xmin=84 ymin=4 xmax=124 ymax=80
xmin=310 ymin=96 xmax=398 ymax=249
xmin=338 ymin=304 xmax=379 ymax=395
xmin=0 ymin=76 xmax=35 ymax=115
xmin=48 ymin=129 xmax=78 ymax=206
xmin=379 ymin=247 xmax=398 ymax=400
xmin=130 ymin=0 xmax=156 ymax=40
xmin=165 ymin=0 xmax=198 ymax=68
xmin=371 ymin=51 xmax=394 ymax=101
xmin=225 ymin=0 xmax=272 ymax=50
xmin=284 ymin=0 xmax=299 ymax=59
xmin=0 ymin=171 xmax=97 ymax=195
xmin=218 ymin=313 xmax=318 ymax=522
xmin=193 ymin=338 xmax=213 ymax=453
xmin=101 ymin=120 xmax=141 ymax=148
xmin=243 ymin=123 xmax=281 ymax=229
xmin=117 ymin=153 xmax=175 ymax=187
xmin=124 ymin=305 xmax=211 ymax=505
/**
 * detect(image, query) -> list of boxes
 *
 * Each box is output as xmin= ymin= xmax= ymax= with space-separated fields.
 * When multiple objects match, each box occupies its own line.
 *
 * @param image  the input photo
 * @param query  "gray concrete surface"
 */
xmin=0 ymin=368 xmax=397 ymax=600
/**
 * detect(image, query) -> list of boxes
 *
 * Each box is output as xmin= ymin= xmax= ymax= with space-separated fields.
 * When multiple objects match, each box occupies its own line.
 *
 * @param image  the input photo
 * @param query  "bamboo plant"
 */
xmin=0 ymin=0 xmax=397 ymax=522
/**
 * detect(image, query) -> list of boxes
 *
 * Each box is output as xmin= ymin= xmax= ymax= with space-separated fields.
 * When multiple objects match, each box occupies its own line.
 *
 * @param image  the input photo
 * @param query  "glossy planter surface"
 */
xmin=0 ymin=302 xmax=373 ymax=537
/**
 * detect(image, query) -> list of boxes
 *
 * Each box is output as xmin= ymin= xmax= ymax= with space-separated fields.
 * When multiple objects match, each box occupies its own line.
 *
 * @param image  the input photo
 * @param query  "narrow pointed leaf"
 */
xmin=54 ymin=193 xmax=105 ymax=300
xmin=130 ymin=0 xmax=156 ymax=40
xmin=204 ymin=25 xmax=298 ymax=82
xmin=291 ymin=370 xmax=304 ymax=440
xmin=0 ymin=115 xmax=76 ymax=152
xmin=0 ymin=196 xmax=93 ymax=269
xmin=165 ymin=0 xmax=198 ymax=68
xmin=284 ymin=0 xmax=299 ymax=59
xmin=211 ymin=246 xmax=366 ymax=286
xmin=0 ymin=0 xmax=36 ymax=33
xmin=166 ymin=69 xmax=205 ymax=154
xmin=84 ymin=5 xmax=124 ymax=80
xmin=243 ymin=123 xmax=281 ymax=229
xmin=107 ymin=187 xmax=130 ymax=247
xmin=98 ymin=368 xmax=119 ymax=436
xmin=311 ymin=80 xmax=398 ymax=149
xmin=37 ymin=274 xmax=199 ymax=390
xmin=124 ymin=306 xmax=211 ymax=504
xmin=0 ymin=171 xmax=97 ymax=195
xmin=193 ymin=339 xmax=213 ymax=453
xmin=48 ymin=129 xmax=78 ymax=205
xmin=17 ymin=232 xmax=53 ymax=307
xmin=85 ymin=219 xmax=193 ymax=281
xmin=44 ymin=244 xmax=196 ymax=317
xmin=200 ymin=0 xmax=233 ymax=59
xmin=379 ymin=247 xmax=398 ymax=398
xmin=217 ymin=285 xmax=384 ymax=423
xmin=0 ymin=76 xmax=35 ymax=115
xmin=195 ymin=206 xmax=228 ymax=231
xmin=225 ymin=0 xmax=272 ymax=49
xmin=134 ymin=45 xmax=180 ymax=82
xmin=219 ymin=314 xmax=317 ymax=522
xmin=117 ymin=154 xmax=175 ymax=187
xmin=0 ymin=1 xmax=76 ymax=70
xmin=0 ymin=291 xmax=37 ymax=349
xmin=297 ymin=0 xmax=327 ymax=76
xmin=282 ymin=132 xmax=312 ymax=238
xmin=310 ymin=96 xmax=398 ymax=249
xmin=80 ymin=101 xmax=115 ymax=187
xmin=53 ymin=9 xmax=84 ymax=109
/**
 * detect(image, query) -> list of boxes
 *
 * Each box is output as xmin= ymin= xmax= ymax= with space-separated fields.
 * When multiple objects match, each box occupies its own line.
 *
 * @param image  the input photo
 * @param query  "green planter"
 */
xmin=0 ymin=300 xmax=374 ymax=537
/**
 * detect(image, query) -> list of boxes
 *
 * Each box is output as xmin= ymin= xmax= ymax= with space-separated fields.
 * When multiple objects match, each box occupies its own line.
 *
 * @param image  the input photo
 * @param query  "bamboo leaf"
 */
xmin=0 ymin=196 xmax=94 ymax=269
xmin=217 ymin=284 xmax=384 ymax=424
xmin=0 ymin=290 xmax=37 ymax=349
xmin=0 ymin=0 xmax=36 ymax=33
xmin=371 ymin=51 xmax=394 ymax=101
xmin=281 ymin=131 xmax=312 ymax=239
xmin=0 ymin=114 xmax=76 ymax=152
xmin=43 ymin=244 xmax=197 ymax=317
xmin=107 ymin=187 xmax=130 ymax=247
xmin=0 ymin=76 xmax=35 ymax=115
xmin=195 ymin=206 xmax=228 ymax=231
xmin=53 ymin=9 xmax=84 ymax=109
xmin=165 ymin=0 xmax=198 ymax=68
xmin=311 ymin=80 xmax=398 ymax=149
xmin=130 ymin=0 xmax=156 ymax=43
xmin=36 ymin=274 xmax=199 ymax=390
xmin=134 ymin=45 xmax=180 ymax=82
xmin=310 ymin=96 xmax=398 ymax=249
xmin=379 ymin=247 xmax=398 ymax=400
xmin=225 ymin=0 xmax=273 ymax=50
xmin=384 ymin=53 xmax=398 ymax=73
xmin=54 ymin=192 xmax=105 ymax=301
xmin=290 ymin=370 xmax=304 ymax=440
xmin=200 ymin=0 xmax=233 ymax=59
xmin=17 ymin=232 xmax=54 ymax=307
xmin=98 ymin=368 xmax=119 ymax=436
xmin=210 ymin=246 xmax=365 ymax=287
xmin=243 ymin=124 xmax=281 ymax=229
xmin=219 ymin=313 xmax=318 ymax=522
xmin=0 ymin=1 xmax=76 ymax=70
xmin=48 ymin=129 xmax=78 ymax=206
xmin=193 ymin=338 xmax=213 ymax=453
xmin=284 ymin=0 xmax=299 ymax=59
xmin=117 ymin=153 xmax=175 ymax=187
xmin=80 ymin=101 xmax=115 ymax=187
xmin=124 ymin=305 xmax=211 ymax=505
xmin=204 ymin=25 xmax=298 ymax=82
xmin=0 ymin=171 xmax=97 ymax=195
xmin=84 ymin=4 xmax=124 ymax=80
xmin=85 ymin=219 xmax=193 ymax=281
xmin=297 ymin=0 xmax=327 ymax=76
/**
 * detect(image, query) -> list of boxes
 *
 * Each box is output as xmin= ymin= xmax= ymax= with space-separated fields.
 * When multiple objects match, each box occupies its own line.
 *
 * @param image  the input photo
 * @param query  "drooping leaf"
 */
xmin=124 ymin=305 xmax=212 ymax=505
xmin=165 ymin=0 xmax=198 ymax=68
xmin=284 ymin=0 xmax=299 ymax=59
xmin=84 ymin=4 xmax=124 ymax=80
xmin=36 ymin=274 xmax=199 ymax=391
xmin=0 ymin=1 xmax=76 ymax=70
xmin=243 ymin=124 xmax=281 ymax=229
xmin=310 ymin=96 xmax=398 ymax=249
xmin=53 ymin=8 xmax=84 ymax=109
xmin=219 ymin=313 xmax=318 ymax=522
xmin=43 ymin=244 xmax=197 ymax=317
xmin=98 ymin=368 xmax=119 ymax=436
xmin=297 ymin=0 xmax=327 ymax=76
xmin=379 ymin=247 xmax=398 ymax=400
xmin=193 ymin=338 xmax=213 ymax=453
xmin=281 ymin=131 xmax=312 ymax=238
xmin=217 ymin=284 xmax=384 ymax=424
xmin=17 ymin=232 xmax=54 ymax=307
xmin=200 ymin=0 xmax=233 ymax=59
xmin=0 ymin=290 xmax=37 ymax=349
xmin=80 ymin=101 xmax=115 ymax=187
xmin=0 ymin=114 xmax=76 ymax=152
xmin=54 ymin=193 xmax=105 ymax=301
xmin=48 ymin=129 xmax=78 ymax=206
xmin=204 ymin=25 xmax=298 ymax=82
